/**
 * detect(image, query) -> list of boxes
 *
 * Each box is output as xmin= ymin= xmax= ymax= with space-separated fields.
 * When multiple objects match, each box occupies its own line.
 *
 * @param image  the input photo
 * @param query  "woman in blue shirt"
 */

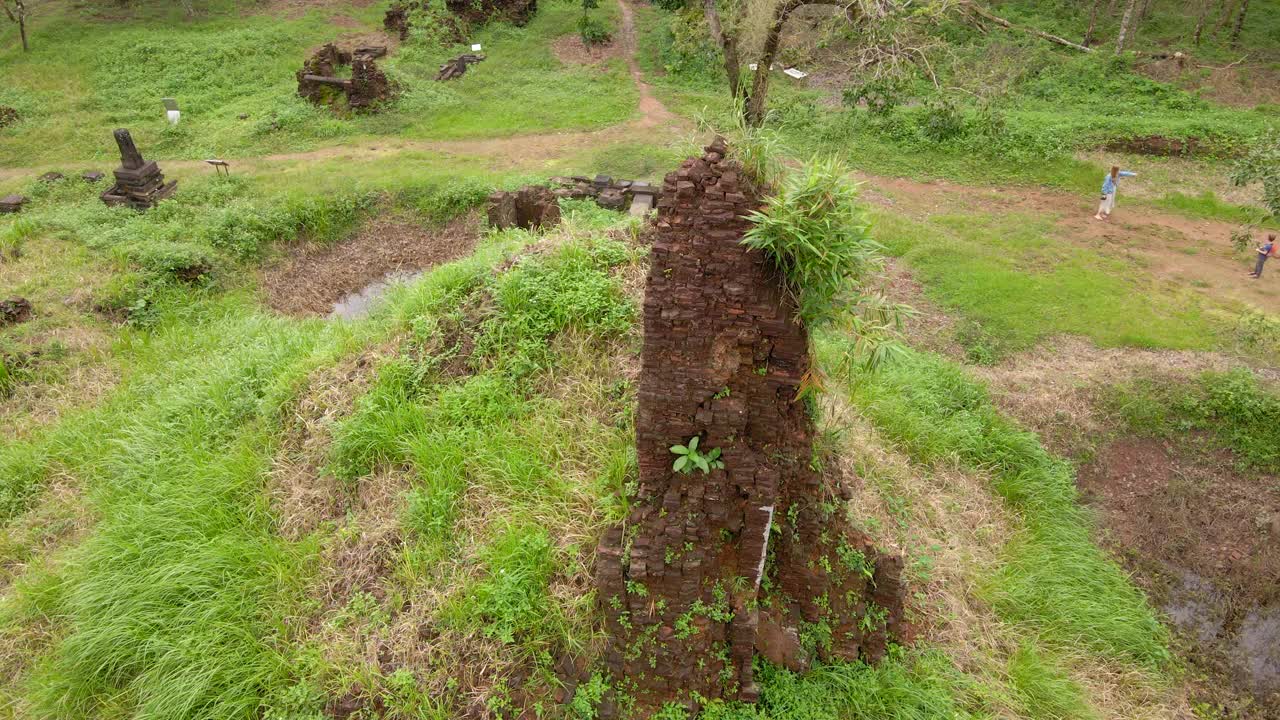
xmin=1250 ymin=234 xmax=1276 ymax=279
xmin=1095 ymin=166 xmax=1137 ymax=221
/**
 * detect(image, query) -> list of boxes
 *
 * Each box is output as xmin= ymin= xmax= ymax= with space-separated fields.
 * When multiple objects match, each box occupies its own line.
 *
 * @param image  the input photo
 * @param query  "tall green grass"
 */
xmin=0 ymin=301 xmax=342 ymax=718
xmin=837 ymin=347 xmax=1170 ymax=667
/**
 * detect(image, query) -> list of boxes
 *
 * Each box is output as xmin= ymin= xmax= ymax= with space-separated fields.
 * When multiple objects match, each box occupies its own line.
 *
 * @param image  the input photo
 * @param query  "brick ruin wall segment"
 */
xmin=594 ymin=139 xmax=906 ymax=717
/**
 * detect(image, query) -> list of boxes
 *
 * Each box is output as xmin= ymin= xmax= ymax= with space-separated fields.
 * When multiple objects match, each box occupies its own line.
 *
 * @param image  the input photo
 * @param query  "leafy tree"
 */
xmin=1 ymin=0 xmax=36 ymax=52
xmin=1231 ymin=132 xmax=1280 ymax=219
xmin=695 ymin=0 xmax=955 ymax=127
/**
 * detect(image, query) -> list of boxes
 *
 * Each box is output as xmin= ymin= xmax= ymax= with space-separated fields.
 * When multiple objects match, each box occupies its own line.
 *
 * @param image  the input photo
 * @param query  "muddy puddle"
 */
xmin=1162 ymin=571 xmax=1280 ymax=695
xmin=1077 ymin=436 xmax=1280 ymax=715
xmin=328 ymin=271 xmax=422 ymax=320
xmin=261 ymin=214 xmax=478 ymax=317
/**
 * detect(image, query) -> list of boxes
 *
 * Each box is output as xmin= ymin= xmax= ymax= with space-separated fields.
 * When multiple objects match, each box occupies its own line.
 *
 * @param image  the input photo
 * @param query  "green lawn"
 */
xmin=874 ymin=208 xmax=1223 ymax=356
xmin=0 ymin=0 xmax=637 ymax=165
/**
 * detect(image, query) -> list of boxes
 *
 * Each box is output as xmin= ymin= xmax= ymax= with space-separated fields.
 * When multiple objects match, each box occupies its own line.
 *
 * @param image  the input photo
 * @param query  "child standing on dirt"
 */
xmin=1095 ymin=165 xmax=1137 ymax=221
xmin=1249 ymin=234 xmax=1277 ymax=279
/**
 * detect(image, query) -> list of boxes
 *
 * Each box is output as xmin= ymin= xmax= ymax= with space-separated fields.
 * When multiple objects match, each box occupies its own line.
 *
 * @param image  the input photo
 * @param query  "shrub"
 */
xmin=842 ymin=76 xmax=912 ymax=116
xmin=1231 ymin=131 xmax=1280 ymax=217
xmin=919 ymin=99 xmax=966 ymax=143
xmin=578 ymin=14 xmax=613 ymax=45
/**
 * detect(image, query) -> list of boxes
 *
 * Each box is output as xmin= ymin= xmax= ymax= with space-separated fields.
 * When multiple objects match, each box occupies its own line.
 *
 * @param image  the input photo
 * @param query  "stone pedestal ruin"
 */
xmin=486 ymin=186 xmax=562 ymax=231
xmin=297 ymin=44 xmax=393 ymax=112
xmin=100 ymin=129 xmax=176 ymax=210
xmin=594 ymin=139 xmax=905 ymax=717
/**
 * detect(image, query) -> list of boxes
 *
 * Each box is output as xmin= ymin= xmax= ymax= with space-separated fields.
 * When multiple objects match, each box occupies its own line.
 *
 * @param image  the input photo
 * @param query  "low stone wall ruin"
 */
xmin=593 ymin=139 xmax=906 ymax=717
xmin=445 ymin=0 xmax=537 ymax=27
xmin=486 ymin=176 xmax=658 ymax=231
xmin=297 ymin=44 xmax=393 ymax=112
xmin=486 ymin=186 xmax=562 ymax=231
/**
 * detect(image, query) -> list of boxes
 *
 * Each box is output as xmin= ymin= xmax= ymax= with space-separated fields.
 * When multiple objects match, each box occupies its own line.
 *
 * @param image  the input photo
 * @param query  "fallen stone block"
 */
xmin=0 ymin=297 xmax=32 ymax=326
xmin=0 ymin=194 xmax=28 ymax=213
xmin=436 ymin=53 xmax=485 ymax=81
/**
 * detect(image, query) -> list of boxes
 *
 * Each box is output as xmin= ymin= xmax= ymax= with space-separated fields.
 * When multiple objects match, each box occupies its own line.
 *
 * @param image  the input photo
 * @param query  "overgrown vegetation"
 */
xmin=2 ymin=0 xmax=1276 ymax=718
xmin=742 ymin=154 xmax=908 ymax=369
xmin=840 ymin=347 xmax=1171 ymax=667
xmin=1105 ymin=368 xmax=1280 ymax=472
xmin=639 ymin=0 xmax=1279 ymax=182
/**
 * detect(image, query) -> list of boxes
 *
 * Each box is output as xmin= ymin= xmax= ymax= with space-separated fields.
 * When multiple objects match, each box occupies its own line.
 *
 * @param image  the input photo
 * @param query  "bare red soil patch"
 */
xmin=551 ymin=33 xmax=622 ymax=66
xmin=1079 ymin=436 xmax=1280 ymax=716
xmin=260 ymin=213 xmax=480 ymax=317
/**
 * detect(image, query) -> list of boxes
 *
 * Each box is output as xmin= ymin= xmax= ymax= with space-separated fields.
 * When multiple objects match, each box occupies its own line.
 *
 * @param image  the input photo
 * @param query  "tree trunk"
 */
xmin=1193 ymin=0 xmax=1210 ymax=44
xmin=1116 ymin=0 xmax=1139 ymax=54
xmin=1084 ymin=0 xmax=1103 ymax=45
xmin=703 ymin=0 xmax=742 ymax=101
xmin=1229 ymin=0 xmax=1248 ymax=46
xmin=745 ymin=1 xmax=795 ymax=127
xmin=1215 ymin=0 xmax=1239 ymax=33
xmin=1139 ymin=0 xmax=1155 ymax=20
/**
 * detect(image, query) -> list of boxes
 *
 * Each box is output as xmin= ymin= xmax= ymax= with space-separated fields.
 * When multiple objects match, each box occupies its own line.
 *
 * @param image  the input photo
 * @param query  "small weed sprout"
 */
xmin=669 ymin=436 xmax=724 ymax=474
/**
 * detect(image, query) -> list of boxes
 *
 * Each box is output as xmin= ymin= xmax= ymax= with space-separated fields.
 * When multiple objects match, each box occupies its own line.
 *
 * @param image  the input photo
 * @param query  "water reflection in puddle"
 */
xmin=329 ymin=271 xmax=423 ymax=320
xmin=1239 ymin=605 xmax=1280 ymax=692
xmin=1162 ymin=571 xmax=1280 ymax=693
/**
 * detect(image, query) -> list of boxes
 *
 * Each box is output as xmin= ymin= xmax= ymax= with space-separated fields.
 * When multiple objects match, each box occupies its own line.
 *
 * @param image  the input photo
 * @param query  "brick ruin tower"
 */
xmin=594 ymin=139 xmax=906 ymax=717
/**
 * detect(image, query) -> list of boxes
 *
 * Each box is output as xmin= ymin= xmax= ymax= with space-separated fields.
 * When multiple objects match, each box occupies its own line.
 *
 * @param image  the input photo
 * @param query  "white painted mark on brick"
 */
xmin=755 ymin=504 xmax=775 ymax=588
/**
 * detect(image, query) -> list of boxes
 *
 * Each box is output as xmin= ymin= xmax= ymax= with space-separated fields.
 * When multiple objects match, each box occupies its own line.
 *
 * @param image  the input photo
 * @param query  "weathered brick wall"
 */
xmin=595 ymin=139 xmax=905 ymax=717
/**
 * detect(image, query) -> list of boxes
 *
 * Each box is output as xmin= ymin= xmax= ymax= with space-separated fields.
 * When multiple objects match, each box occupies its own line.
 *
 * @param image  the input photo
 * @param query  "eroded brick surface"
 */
xmin=595 ymin=139 xmax=905 ymax=717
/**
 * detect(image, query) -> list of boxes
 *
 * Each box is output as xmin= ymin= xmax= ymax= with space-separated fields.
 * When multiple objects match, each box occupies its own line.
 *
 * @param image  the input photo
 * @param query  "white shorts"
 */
xmin=1099 ymin=192 xmax=1116 ymax=214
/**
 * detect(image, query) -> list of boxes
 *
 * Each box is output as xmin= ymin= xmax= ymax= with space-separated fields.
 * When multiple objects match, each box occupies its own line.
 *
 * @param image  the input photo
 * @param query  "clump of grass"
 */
xmin=0 ymin=217 xmax=39 ymax=260
xmin=444 ymin=524 xmax=557 ymax=644
xmin=742 ymin=156 xmax=908 ymax=371
xmin=694 ymin=648 xmax=981 ymax=720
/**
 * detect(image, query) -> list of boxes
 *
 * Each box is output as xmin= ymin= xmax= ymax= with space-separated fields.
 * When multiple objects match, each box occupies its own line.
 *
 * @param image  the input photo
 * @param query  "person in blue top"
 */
xmin=1095 ymin=165 xmax=1137 ymax=221
xmin=1249 ymin=234 xmax=1276 ymax=279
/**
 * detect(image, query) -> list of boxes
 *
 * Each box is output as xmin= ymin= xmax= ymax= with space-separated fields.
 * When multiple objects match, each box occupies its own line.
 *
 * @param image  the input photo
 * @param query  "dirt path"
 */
xmin=860 ymin=173 xmax=1280 ymax=312
xmin=614 ymin=0 xmax=675 ymax=130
